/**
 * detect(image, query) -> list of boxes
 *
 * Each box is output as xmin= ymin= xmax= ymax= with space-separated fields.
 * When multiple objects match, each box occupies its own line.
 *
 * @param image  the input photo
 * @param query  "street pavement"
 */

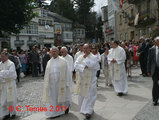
xmin=9 ymin=67 xmax=159 ymax=120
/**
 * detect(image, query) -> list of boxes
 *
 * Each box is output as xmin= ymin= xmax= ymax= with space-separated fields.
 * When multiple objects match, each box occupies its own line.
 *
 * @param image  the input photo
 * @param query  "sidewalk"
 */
xmin=23 ymin=68 xmax=152 ymax=120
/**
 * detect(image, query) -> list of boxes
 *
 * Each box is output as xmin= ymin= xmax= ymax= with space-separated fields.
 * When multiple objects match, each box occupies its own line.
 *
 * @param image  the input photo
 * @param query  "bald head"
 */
xmin=60 ymin=46 xmax=68 ymax=57
xmin=83 ymin=44 xmax=91 ymax=55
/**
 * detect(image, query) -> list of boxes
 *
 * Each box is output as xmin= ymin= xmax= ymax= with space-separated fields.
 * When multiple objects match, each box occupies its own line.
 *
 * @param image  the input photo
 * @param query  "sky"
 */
xmin=45 ymin=0 xmax=108 ymax=13
xmin=93 ymin=0 xmax=108 ymax=13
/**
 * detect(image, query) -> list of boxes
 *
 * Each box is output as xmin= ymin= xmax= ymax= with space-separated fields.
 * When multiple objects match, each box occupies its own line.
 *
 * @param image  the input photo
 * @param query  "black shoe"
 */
xmin=117 ymin=93 xmax=123 ymax=96
xmin=11 ymin=114 xmax=16 ymax=118
xmin=65 ymin=107 xmax=69 ymax=114
xmin=153 ymin=101 xmax=158 ymax=106
xmin=3 ymin=114 xmax=10 ymax=120
xmin=143 ymin=74 xmax=148 ymax=77
xmin=85 ymin=114 xmax=91 ymax=119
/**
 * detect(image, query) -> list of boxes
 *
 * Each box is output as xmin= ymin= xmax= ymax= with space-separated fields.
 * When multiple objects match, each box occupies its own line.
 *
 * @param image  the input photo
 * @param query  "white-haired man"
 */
xmin=60 ymin=47 xmax=73 ymax=108
xmin=42 ymin=46 xmax=70 ymax=118
xmin=0 ymin=52 xmax=17 ymax=119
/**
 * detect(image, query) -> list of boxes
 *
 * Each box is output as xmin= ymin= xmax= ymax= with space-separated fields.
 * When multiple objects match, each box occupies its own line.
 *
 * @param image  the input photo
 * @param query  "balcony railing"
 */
xmin=14 ymin=40 xmax=24 ymax=47
xmin=127 ymin=9 xmax=156 ymax=27
xmin=105 ymin=26 xmax=114 ymax=33
xmin=128 ymin=16 xmax=135 ymax=26
xmin=128 ymin=0 xmax=142 ymax=4
xmin=135 ymin=10 xmax=156 ymax=27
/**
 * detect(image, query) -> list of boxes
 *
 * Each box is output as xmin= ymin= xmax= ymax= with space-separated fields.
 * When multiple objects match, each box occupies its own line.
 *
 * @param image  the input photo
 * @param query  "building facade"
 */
xmin=10 ymin=21 xmax=39 ymax=50
xmin=101 ymin=6 xmax=108 ymax=42
xmin=116 ymin=1 xmax=136 ymax=41
xmin=106 ymin=0 xmax=119 ymax=42
xmin=116 ymin=0 xmax=158 ymax=41
xmin=73 ymin=24 xmax=85 ymax=44
xmin=48 ymin=12 xmax=73 ymax=45
xmin=10 ymin=8 xmax=54 ymax=50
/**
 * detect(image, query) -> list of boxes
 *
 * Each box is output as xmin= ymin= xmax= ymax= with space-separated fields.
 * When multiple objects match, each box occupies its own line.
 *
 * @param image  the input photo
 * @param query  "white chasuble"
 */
xmin=74 ymin=53 xmax=98 ymax=114
xmin=62 ymin=54 xmax=73 ymax=105
xmin=42 ymin=56 xmax=69 ymax=117
xmin=0 ymin=60 xmax=17 ymax=119
xmin=108 ymin=46 xmax=128 ymax=93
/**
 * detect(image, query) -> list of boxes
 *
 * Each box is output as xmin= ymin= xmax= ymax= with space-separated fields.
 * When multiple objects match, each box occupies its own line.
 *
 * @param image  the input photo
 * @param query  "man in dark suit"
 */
xmin=29 ymin=46 xmax=39 ymax=77
xmin=138 ymin=37 xmax=146 ymax=76
xmin=147 ymin=36 xmax=159 ymax=106
xmin=144 ymin=38 xmax=153 ymax=76
xmin=42 ymin=48 xmax=50 ymax=73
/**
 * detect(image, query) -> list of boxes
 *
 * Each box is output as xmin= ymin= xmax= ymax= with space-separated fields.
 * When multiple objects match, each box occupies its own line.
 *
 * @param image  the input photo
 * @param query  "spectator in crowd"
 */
xmin=42 ymin=48 xmax=50 ymax=73
xmin=19 ymin=50 xmax=27 ymax=75
xmin=138 ymin=37 xmax=146 ymax=76
xmin=101 ymin=43 xmax=112 ymax=86
xmin=29 ymin=46 xmax=39 ymax=77
xmin=133 ymin=42 xmax=139 ymax=68
xmin=147 ymin=37 xmax=159 ymax=106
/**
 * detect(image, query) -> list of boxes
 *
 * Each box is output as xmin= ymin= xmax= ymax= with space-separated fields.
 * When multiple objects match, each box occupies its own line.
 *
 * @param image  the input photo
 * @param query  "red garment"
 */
xmin=133 ymin=45 xmax=139 ymax=61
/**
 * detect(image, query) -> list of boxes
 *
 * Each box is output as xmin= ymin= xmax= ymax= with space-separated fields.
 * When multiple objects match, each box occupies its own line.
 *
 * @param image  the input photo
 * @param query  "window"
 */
xmin=16 ymin=36 xmax=19 ymax=40
xmin=147 ymin=0 xmax=150 ymax=13
xmin=131 ymin=9 xmax=134 ymax=17
xmin=41 ymin=9 xmax=47 ymax=17
xmin=139 ymin=29 xmax=142 ymax=37
xmin=138 ymin=5 xmax=141 ymax=13
xmin=148 ymin=27 xmax=151 ymax=35
xmin=120 ymin=15 xmax=122 ymax=25
xmin=125 ymin=33 xmax=128 ymax=40
xmin=20 ymin=24 xmax=38 ymax=34
xmin=38 ymin=19 xmax=53 ymax=25
xmin=120 ymin=34 xmax=123 ymax=40
xmin=29 ymin=36 xmax=32 ymax=40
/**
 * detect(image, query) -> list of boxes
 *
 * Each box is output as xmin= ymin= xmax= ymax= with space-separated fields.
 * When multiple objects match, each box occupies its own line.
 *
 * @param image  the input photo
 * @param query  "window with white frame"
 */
xmin=38 ymin=19 xmax=53 ymax=25
xmin=41 ymin=9 xmax=48 ymax=17
xmin=21 ymin=24 xmax=38 ymax=34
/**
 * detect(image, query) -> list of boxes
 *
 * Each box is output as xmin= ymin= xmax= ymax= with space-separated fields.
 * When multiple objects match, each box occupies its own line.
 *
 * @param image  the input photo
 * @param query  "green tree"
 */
xmin=74 ymin=0 xmax=95 ymax=25
xmin=34 ymin=0 xmax=47 ymax=7
xmin=74 ymin=0 xmax=96 ymax=40
xmin=0 ymin=0 xmax=36 ymax=37
xmin=48 ymin=0 xmax=76 ymax=21
xmin=96 ymin=16 xmax=103 ymax=42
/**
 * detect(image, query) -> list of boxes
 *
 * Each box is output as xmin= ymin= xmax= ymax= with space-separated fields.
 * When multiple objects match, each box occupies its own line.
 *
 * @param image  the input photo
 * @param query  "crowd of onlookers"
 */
xmin=0 ymin=36 xmax=155 ymax=83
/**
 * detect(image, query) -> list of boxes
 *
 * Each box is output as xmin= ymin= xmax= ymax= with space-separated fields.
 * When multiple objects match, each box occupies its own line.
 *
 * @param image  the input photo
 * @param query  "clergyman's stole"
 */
xmin=75 ymin=54 xmax=92 ymax=98
xmin=109 ymin=47 xmax=121 ymax=81
xmin=0 ymin=60 xmax=15 ymax=102
xmin=42 ymin=57 xmax=66 ymax=103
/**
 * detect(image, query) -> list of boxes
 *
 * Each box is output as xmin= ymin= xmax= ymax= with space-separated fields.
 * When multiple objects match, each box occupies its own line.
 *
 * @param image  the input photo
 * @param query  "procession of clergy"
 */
xmin=0 ymin=40 xmax=128 ymax=120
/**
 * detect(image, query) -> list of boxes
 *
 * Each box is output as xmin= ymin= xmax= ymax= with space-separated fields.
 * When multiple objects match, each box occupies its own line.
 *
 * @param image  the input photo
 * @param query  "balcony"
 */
xmin=14 ymin=40 xmax=24 ymax=47
xmin=27 ymin=40 xmax=37 ymax=46
xmin=105 ymin=26 xmax=114 ymax=34
xmin=128 ymin=0 xmax=141 ymax=4
xmin=135 ymin=10 xmax=156 ymax=27
xmin=128 ymin=16 xmax=135 ymax=26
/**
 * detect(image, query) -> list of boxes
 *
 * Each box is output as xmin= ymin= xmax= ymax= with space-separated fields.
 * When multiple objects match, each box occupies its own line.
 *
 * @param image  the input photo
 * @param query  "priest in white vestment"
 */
xmin=108 ymin=40 xmax=128 ymax=96
xmin=74 ymin=43 xmax=84 ymax=62
xmin=74 ymin=43 xmax=84 ymax=83
xmin=0 ymin=52 xmax=17 ymax=119
xmin=60 ymin=47 xmax=73 ymax=106
xmin=74 ymin=44 xmax=98 ymax=119
xmin=42 ymin=47 xmax=70 ymax=118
